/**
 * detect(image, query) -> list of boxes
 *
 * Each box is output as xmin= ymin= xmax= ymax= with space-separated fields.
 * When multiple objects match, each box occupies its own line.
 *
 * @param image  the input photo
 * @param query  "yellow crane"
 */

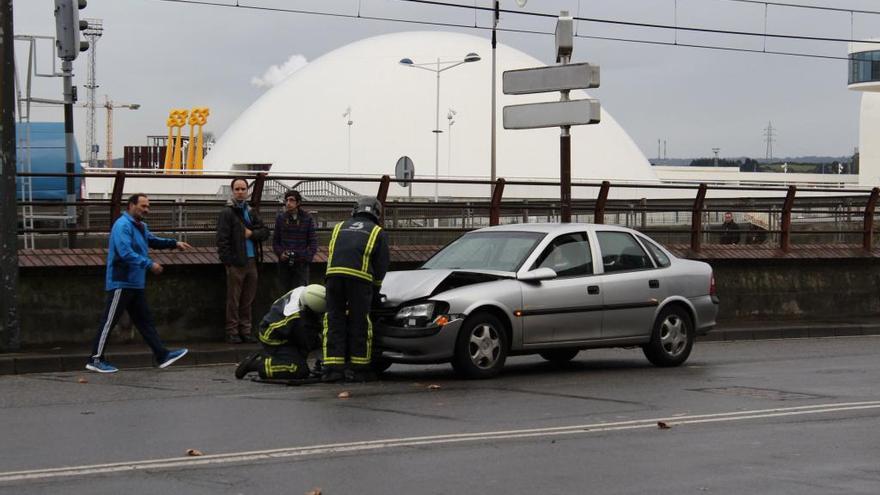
xmin=103 ymin=96 xmax=139 ymax=167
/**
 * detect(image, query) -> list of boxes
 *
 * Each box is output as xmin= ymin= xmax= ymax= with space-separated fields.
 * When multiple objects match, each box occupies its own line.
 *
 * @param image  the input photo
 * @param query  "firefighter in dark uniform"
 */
xmin=322 ymin=197 xmax=390 ymax=383
xmin=234 ymin=284 xmax=326 ymax=380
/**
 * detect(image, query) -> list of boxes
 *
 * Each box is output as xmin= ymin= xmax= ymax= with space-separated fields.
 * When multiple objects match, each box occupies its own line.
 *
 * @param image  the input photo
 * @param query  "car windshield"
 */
xmin=422 ymin=231 xmax=545 ymax=272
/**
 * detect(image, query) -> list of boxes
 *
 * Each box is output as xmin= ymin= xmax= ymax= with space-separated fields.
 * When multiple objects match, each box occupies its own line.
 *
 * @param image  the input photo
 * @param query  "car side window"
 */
xmin=640 ymin=237 xmax=671 ymax=268
xmin=531 ymin=232 xmax=592 ymax=277
xmin=597 ymin=231 xmax=654 ymax=273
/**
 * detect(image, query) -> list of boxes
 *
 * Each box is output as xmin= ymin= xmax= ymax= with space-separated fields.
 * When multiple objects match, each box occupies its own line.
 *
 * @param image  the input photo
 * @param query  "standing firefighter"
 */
xmin=322 ymin=197 xmax=390 ymax=383
xmin=235 ymin=284 xmax=327 ymax=381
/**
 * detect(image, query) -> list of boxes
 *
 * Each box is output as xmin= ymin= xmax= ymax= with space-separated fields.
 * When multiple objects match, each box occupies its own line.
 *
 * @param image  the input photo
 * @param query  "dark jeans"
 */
xmin=323 ymin=276 xmax=374 ymax=370
xmin=278 ymin=261 xmax=310 ymax=292
xmin=90 ymin=288 xmax=169 ymax=362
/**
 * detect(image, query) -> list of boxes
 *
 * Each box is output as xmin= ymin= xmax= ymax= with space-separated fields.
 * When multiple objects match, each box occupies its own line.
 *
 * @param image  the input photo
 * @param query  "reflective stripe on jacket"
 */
xmin=325 ymin=216 xmax=389 ymax=286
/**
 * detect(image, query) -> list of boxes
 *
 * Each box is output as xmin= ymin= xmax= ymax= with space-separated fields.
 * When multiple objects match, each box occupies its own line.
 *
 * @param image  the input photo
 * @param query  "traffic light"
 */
xmin=54 ymin=0 xmax=89 ymax=61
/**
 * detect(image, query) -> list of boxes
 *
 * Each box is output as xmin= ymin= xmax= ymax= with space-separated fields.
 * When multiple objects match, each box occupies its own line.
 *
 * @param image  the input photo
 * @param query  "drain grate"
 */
xmin=692 ymin=386 xmax=822 ymax=401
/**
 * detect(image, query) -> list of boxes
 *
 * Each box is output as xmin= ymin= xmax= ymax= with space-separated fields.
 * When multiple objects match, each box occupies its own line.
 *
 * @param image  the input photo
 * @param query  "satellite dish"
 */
xmin=515 ymin=0 xmax=527 ymax=7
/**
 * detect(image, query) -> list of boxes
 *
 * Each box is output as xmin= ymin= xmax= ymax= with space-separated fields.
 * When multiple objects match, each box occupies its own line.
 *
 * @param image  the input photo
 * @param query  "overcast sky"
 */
xmin=13 ymin=0 xmax=880 ymax=161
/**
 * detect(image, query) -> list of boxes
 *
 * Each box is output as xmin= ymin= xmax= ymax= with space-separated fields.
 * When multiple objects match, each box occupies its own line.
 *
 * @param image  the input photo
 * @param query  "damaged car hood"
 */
xmin=381 ymin=269 xmax=513 ymax=305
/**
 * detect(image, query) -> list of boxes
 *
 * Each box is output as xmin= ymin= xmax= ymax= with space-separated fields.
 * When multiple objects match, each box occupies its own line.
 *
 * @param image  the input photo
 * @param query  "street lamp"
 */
xmin=447 ymin=108 xmax=456 ymax=175
xmin=342 ymin=106 xmax=353 ymax=172
xmin=399 ymin=52 xmax=481 ymax=205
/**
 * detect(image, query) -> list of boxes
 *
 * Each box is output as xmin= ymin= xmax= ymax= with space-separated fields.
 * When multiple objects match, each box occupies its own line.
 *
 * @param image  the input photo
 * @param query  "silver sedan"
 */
xmin=373 ymin=223 xmax=719 ymax=378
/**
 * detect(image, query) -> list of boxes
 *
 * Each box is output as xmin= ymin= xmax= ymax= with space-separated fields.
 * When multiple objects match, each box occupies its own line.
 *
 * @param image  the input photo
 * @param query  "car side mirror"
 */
xmin=518 ymin=267 xmax=557 ymax=283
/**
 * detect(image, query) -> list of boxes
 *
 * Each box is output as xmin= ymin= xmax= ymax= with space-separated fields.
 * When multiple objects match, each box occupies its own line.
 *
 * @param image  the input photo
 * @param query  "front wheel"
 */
xmin=642 ymin=306 xmax=694 ymax=367
xmin=452 ymin=312 xmax=508 ymax=379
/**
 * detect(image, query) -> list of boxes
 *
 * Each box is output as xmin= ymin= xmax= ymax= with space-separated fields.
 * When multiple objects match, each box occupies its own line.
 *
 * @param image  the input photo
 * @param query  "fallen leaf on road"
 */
xmin=186 ymin=449 xmax=204 ymax=456
xmin=338 ymin=391 xmax=351 ymax=399
xmin=657 ymin=421 xmax=671 ymax=429
xmin=427 ymin=384 xmax=442 ymax=390
xmin=77 ymin=377 xmax=88 ymax=384
xmin=306 ymin=489 xmax=322 ymax=495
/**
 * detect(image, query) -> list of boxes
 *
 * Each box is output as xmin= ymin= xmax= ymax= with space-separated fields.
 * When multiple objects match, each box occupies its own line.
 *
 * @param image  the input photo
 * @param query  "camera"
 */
xmin=285 ymin=251 xmax=298 ymax=267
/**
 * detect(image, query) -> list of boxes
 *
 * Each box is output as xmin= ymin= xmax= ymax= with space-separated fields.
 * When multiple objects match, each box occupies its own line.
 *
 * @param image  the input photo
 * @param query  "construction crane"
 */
xmin=103 ymin=96 xmax=140 ymax=167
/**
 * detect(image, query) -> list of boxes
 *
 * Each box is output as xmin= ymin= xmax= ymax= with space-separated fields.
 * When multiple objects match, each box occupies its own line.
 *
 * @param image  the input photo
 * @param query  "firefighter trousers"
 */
xmin=323 ymin=276 xmax=373 ymax=370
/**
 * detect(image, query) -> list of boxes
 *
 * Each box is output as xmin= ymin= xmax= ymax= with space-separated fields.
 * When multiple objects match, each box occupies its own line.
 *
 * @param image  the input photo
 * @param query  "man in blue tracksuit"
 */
xmin=86 ymin=193 xmax=192 ymax=373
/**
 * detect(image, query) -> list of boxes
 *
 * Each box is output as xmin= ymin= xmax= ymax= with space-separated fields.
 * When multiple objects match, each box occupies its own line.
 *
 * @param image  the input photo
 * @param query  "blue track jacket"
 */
xmin=105 ymin=212 xmax=177 ymax=291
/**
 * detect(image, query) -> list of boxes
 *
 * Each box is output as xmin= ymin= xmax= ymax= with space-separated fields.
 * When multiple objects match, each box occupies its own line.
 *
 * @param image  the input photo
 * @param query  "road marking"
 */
xmin=2 ymin=400 xmax=879 ymax=483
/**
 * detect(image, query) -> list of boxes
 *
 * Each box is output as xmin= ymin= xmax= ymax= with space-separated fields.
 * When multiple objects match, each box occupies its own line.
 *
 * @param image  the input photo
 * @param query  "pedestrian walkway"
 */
xmin=1 ymin=319 xmax=878 ymax=375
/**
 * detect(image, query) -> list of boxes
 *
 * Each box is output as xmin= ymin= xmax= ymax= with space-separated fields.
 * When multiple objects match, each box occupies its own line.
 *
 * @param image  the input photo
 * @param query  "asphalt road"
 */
xmin=1 ymin=335 xmax=879 ymax=494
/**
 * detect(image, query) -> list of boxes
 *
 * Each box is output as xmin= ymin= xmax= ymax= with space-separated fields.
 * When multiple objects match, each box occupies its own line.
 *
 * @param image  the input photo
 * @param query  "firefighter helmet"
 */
xmin=300 ymin=284 xmax=327 ymax=313
xmin=352 ymin=196 xmax=382 ymax=222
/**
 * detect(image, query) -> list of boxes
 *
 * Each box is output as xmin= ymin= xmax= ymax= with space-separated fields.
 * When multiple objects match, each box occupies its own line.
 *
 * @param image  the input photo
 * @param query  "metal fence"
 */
xmin=15 ymin=171 xmax=880 ymax=252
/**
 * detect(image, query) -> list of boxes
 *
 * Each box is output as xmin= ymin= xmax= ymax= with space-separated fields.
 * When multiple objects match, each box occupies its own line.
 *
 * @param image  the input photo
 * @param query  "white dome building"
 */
xmin=205 ymin=31 xmax=656 ymax=199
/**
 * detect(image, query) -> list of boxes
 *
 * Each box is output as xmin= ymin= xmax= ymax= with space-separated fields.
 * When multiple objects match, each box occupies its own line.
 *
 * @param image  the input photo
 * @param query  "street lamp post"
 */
xmin=399 ymin=53 xmax=480 ymax=205
xmin=447 ymin=108 xmax=456 ymax=175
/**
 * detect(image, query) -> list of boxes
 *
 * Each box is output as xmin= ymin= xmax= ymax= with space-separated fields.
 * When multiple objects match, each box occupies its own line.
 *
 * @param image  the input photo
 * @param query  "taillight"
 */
xmin=709 ymin=272 xmax=716 ymax=296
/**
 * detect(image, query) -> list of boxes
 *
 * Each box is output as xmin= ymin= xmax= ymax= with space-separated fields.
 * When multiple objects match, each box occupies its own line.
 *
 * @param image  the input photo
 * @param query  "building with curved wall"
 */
xmin=848 ymin=40 xmax=880 ymax=187
xmin=204 ymin=31 xmax=657 ymax=199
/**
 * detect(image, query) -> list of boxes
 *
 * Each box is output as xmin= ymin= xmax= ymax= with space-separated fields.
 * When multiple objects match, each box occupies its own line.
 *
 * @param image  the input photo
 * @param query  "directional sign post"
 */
xmin=502 ymin=11 xmax=601 ymax=223
xmin=395 ymin=156 xmax=415 ymax=198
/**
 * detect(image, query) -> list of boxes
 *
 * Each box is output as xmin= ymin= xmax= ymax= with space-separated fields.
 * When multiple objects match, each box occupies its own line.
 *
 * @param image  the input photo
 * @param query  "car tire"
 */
xmin=642 ymin=305 xmax=694 ymax=367
xmin=452 ymin=312 xmax=508 ymax=379
xmin=538 ymin=349 xmax=579 ymax=365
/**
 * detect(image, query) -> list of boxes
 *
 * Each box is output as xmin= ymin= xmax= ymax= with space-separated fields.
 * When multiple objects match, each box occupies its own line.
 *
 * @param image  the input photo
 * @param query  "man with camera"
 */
xmin=273 ymin=190 xmax=318 ymax=291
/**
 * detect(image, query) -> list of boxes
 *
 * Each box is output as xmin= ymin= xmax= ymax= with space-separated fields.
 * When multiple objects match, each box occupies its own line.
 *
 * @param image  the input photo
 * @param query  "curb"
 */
xmin=0 ymin=345 xmax=260 ymax=376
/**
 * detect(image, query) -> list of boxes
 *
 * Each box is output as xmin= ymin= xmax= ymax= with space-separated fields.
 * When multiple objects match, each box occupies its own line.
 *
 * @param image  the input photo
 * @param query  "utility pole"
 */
xmin=1 ymin=0 xmax=21 ymax=350
xmin=54 ymin=0 xmax=90 ymax=247
xmin=764 ymin=121 xmax=775 ymax=160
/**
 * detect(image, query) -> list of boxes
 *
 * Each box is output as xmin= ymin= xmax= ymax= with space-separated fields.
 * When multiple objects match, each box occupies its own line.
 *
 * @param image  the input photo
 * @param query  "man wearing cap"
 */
xmin=321 ymin=197 xmax=390 ymax=383
xmin=235 ymin=284 xmax=327 ymax=381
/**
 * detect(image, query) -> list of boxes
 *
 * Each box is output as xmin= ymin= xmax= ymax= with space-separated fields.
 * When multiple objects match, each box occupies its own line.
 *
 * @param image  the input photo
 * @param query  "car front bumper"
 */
xmin=374 ymin=318 xmax=464 ymax=364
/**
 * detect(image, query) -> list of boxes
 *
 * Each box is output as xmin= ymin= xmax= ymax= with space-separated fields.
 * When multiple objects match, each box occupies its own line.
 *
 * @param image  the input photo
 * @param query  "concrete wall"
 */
xmin=16 ymin=258 xmax=880 ymax=347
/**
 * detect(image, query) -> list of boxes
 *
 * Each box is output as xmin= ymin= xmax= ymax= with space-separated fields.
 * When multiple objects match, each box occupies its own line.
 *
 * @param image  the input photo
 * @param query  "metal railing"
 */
xmin=14 ymin=170 xmax=880 ymax=253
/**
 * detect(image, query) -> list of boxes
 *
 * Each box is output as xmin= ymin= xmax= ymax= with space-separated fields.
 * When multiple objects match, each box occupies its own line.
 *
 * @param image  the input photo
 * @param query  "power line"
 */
xmin=146 ymin=0 xmax=874 ymax=61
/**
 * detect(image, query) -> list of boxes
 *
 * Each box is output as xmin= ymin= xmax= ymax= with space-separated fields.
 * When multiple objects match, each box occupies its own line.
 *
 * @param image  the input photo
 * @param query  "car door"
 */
xmin=595 ymin=231 xmax=664 ymax=340
xmin=520 ymin=232 xmax=603 ymax=344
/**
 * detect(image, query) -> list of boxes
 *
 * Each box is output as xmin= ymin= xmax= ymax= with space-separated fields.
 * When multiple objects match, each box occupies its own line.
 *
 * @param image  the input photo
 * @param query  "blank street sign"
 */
xmin=503 ymin=63 xmax=599 ymax=95
xmin=503 ymin=99 xmax=601 ymax=130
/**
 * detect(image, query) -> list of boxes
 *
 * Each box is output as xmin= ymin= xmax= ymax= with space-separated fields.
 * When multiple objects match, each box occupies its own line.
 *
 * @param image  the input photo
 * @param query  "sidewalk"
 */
xmin=1 ymin=319 xmax=879 ymax=376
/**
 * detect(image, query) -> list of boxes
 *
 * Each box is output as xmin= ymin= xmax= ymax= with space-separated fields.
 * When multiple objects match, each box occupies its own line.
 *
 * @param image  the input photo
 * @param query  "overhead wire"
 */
xmin=148 ymin=0 xmax=877 ymax=61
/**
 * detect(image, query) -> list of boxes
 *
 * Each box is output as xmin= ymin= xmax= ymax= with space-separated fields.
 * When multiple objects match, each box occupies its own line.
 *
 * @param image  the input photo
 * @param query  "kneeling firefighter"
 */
xmin=235 ymin=284 xmax=326 ymax=380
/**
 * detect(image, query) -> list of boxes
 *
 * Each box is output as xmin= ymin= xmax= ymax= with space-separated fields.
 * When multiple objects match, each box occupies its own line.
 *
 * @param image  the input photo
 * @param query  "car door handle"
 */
xmin=587 ymin=285 xmax=600 ymax=295
xmin=649 ymin=279 xmax=659 ymax=289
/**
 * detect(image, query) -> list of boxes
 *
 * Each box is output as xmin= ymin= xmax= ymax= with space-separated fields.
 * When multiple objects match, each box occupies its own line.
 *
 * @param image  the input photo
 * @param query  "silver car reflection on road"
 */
xmin=372 ymin=223 xmax=719 ymax=378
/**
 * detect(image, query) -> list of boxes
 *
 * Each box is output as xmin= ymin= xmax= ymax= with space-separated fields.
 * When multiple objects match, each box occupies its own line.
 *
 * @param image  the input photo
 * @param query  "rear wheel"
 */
xmin=538 ymin=349 xmax=579 ymax=365
xmin=452 ymin=312 xmax=508 ymax=379
xmin=642 ymin=306 xmax=694 ymax=367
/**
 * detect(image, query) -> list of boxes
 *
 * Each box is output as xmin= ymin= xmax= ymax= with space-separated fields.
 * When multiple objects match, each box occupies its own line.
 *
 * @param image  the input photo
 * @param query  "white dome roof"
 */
xmin=205 ymin=31 xmax=655 ymax=198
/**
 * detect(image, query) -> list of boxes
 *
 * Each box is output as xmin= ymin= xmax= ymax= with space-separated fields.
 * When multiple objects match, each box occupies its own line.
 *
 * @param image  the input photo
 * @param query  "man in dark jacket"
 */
xmin=86 ymin=193 xmax=192 ymax=373
xmin=273 ymin=190 xmax=318 ymax=291
xmin=216 ymin=178 xmax=271 ymax=343
xmin=322 ymin=197 xmax=390 ymax=383
xmin=234 ymin=284 xmax=326 ymax=381
xmin=720 ymin=211 xmax=741 ymax=245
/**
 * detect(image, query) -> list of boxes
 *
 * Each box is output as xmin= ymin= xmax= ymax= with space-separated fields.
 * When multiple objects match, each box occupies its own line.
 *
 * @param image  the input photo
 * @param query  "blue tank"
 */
xmin=16 ymin=122 xmax=83 ymax=200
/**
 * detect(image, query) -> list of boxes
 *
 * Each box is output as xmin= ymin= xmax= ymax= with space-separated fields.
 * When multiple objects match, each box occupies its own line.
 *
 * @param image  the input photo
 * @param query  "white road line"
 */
xmin=2 ymin=400 xmax=879 ymax=483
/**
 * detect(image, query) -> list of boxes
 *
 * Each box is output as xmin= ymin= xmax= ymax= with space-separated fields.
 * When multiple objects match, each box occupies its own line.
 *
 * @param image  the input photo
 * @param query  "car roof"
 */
xmin=470 ymin=222 xmax=636 ymax=235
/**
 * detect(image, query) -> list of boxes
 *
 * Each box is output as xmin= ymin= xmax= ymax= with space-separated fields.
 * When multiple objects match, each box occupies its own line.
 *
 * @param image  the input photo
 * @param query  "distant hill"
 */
xmin=651 ymin=156 xmax=851 ymax=166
